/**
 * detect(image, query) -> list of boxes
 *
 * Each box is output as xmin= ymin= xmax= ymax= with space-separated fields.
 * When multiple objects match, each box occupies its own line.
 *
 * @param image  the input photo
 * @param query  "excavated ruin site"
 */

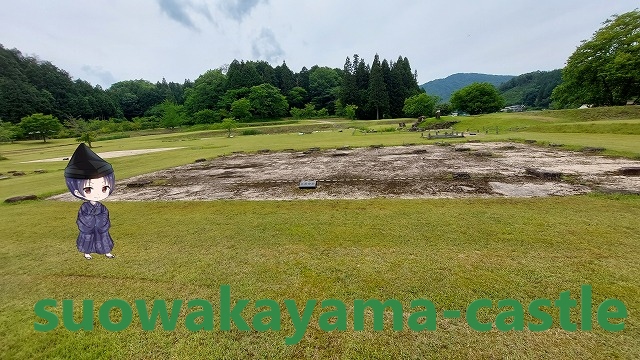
xmin=50 ymin=142 xmax=640 ymax=201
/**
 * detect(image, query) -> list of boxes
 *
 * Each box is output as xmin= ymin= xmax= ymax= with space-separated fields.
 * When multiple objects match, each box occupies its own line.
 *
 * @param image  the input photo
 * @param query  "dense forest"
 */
xmin=0 ymin=44 xmax=422 ymax=133
xmin=0 ymin=45 xmax=121 ymax=123
xmin=499 ymin=70 xmax=562 ymax=109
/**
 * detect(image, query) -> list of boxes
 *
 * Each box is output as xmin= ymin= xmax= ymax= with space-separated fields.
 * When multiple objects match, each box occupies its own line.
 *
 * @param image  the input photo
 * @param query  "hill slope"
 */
xmin=498 ymin=69 xmax=562 ymax=108
xmin=420 ymin=73 xmax=514 ymax=102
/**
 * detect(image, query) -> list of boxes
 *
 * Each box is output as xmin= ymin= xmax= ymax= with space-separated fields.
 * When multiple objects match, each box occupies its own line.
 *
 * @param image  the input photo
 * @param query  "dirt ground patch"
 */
xmin=23 ymin=147 xmax=185 ymax=163
xmin=50 ymin=142 xmax=640 ymax=201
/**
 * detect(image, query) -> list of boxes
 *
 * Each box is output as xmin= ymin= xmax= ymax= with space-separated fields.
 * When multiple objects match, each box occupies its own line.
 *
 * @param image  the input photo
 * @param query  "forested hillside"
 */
xmin=0 ymin=44 xmax=422 ymax=132
xmin=420 ymin=73 xmax=514 ymax=102
xmin=499 ymin=70 xmax=562 ymax=108
xmin=0 ymin=45 xmax=121 ymax=122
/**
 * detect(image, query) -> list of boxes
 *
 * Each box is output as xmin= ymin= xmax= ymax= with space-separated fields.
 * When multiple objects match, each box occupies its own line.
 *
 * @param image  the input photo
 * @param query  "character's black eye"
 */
xmin=83 ymin=187 xmax=92 ymax=194
xmin=102 ymin=186 xmax=110 ymax=193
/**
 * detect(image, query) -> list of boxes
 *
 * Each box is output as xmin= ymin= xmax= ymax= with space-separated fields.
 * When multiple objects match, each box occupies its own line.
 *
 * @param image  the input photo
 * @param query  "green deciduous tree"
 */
xmin=308 ymin=66 xmax=341 ymax=112
xmin=248 ymin=83 xmax=288 ymax=119
xmin=287 ymin=87 xmax=308 ymax=109
xmin=183 ymin=70 xmax=227 ymax=116
xmin=19 ymin=113 xmax=62 ymax=142
xmin=220 ymin=118 xmax=238 ymax=137
xmin=403 ymin=93 xmax=439 ymax=118
xmin=76 ymin=132 xmax=97 ymax=148
xmin=552 ymin=10 xmax=640 ymax=107
xmin=160 ymin=101 xmax=185 ymax=129
xmin=231 ymin=98 xmax=252 ymax=122
xmin=218 ymin=87 xmax=251 ymax=113
xmin=63 ymin=116 xmax=90 ymax=139
xmin=0 ymin=120 xmax=19 ymax=142
xmin=436 ymin=102 xmax=452 ymax=116
xmin=344 ymin=104 xmax=358 ymax=120
xmin=450 ymin=82 xmax=505 ymax=115
xmin=192 ymin=109 xmax=221 ymax=124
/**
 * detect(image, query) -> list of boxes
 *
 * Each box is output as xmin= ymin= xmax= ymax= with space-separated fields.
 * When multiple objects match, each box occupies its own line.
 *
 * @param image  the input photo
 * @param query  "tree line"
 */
xmin=0 ymin=45 xmax=422 ymax=126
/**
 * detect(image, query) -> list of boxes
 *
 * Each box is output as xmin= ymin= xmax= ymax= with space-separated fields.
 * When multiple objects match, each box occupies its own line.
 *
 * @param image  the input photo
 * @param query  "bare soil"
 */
xmin=23 ymin=147 xmax=185 ymax=163
xmin=50 ymin=142 xmax=640 ymax=201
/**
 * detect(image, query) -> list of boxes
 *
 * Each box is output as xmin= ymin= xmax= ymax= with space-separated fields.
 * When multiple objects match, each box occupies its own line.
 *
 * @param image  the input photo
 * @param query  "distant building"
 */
xmin=501 ymin=105 xmax=526 ymax=112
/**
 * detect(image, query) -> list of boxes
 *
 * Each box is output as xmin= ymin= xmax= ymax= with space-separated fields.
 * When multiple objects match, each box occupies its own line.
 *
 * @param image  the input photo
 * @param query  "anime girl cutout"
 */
xmin=64 ymin=143 xmax=116 ymax=260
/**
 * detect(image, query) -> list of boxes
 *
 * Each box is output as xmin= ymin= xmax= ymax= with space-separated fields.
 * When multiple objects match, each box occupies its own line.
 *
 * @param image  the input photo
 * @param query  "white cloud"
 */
xmin=251 ymin=28 xmax=284 ymax=63
xmin=219 ymin=0 xmax=267 ymax=22
xmin=81 ymin=65 xmax=117 ymax=89
xmin=0 ymin=0 xmax=636 ymax=87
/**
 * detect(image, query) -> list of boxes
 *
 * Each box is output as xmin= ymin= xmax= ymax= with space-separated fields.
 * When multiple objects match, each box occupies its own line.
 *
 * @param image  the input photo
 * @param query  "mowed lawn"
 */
xmin=0 ymin=197 xmax=639 ymax=359
xmin=1 ymin=108 xmax=640 ymax=359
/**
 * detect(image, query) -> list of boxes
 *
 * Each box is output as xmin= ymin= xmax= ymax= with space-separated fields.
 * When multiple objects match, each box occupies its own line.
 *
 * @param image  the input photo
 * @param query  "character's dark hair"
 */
xmin=65 ymin=173 xmax=115 ymax=200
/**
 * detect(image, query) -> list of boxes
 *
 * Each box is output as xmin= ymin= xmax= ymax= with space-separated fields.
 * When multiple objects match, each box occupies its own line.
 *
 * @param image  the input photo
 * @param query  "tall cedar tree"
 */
xmin=354 ymin=57 xmax=370 ymax=119
xmin=226 ymin=60 xmax=263 ymax=90
xmin=274 ymin=61 xmax=296 ymax=94
xmin=368 ymin=54 xmax=389 ymax=119
xmin=338 ymin=54 xmax=421 ymax=119
xmin=340 ymin=57 xmax=358 ymax=106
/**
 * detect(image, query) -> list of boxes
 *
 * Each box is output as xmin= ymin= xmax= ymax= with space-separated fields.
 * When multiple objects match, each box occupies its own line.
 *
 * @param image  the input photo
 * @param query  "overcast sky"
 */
xmin=0 ymin=1 xmax=637 ymax=88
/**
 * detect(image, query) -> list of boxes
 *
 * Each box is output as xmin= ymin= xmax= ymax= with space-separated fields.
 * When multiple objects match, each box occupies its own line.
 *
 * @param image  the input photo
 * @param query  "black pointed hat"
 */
xmin=64 ymin=143 xmax=114 ymax=179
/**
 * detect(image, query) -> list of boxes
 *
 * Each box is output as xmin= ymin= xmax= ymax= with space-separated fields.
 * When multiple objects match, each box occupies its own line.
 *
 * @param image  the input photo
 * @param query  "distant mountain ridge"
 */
xmin=420 ymin=73 xmax=515 ymax=102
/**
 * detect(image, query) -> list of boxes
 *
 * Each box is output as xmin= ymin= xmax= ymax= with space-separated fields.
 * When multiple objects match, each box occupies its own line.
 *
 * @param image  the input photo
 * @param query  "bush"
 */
xmin=241 ymin=129 xmax=261 ymax=136
xmin=96 ymin=133 xmax=130 ymax=141
xmin=316 ymin=108 xmax=329 ymax=118
xmin=290 ymin=104 xmax=331 ymax=119
xmin=290 ymin=107 xmax=304 ymax=119
xmin=57 ymin=128 xmax=78 ymax=139
xmin=344 ymin=105 xmax=358 ymax=120
xmin=193 ymin=109 xmax=222 ymax=124
xmin=132 ymin=116 xmax=160 ymax=130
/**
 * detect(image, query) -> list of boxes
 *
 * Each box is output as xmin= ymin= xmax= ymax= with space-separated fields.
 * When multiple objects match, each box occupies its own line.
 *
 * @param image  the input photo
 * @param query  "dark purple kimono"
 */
xmin=76 ymin=201 xmax=114 ymax=254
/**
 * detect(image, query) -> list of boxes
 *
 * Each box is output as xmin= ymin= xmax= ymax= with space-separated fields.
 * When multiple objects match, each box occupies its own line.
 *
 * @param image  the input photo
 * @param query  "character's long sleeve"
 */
xmin=77 ymin=204 xmax=96 ymax=233
xmin=95 ymin=206 xmax=110 ymax=233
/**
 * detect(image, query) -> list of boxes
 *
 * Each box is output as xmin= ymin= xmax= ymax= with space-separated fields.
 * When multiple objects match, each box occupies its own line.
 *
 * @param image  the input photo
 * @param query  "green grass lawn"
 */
xmin=522 ymin=120 xmax=640 ymax=135
xmin=1 ymin=196 xmax=639 ymax=359
xmin=1 ymin=107 xmax=640 ymax=359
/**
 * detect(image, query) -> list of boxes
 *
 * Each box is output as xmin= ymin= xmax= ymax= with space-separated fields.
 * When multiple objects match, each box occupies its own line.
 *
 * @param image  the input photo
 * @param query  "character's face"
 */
xmin=74 ymin=177 xmax=111 ymax=202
